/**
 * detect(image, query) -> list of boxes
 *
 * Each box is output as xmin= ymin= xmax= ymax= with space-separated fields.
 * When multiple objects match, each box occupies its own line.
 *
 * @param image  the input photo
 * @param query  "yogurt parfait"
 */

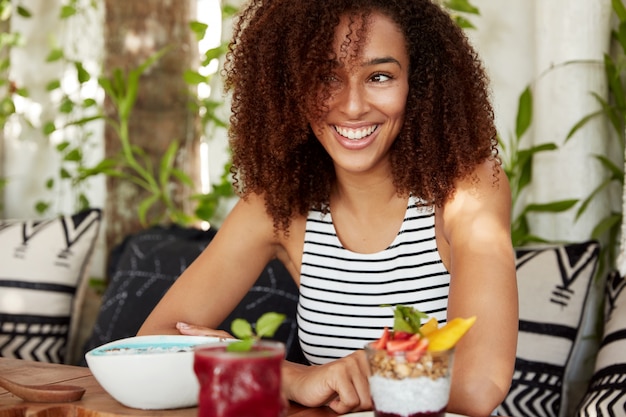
xmin=365 ymin=305 xmax=476 ymax=417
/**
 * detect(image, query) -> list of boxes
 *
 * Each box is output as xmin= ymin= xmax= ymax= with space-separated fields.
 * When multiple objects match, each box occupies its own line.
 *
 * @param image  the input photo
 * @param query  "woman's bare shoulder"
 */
xmin=439 ymin=159 xmax=511 ymax=239
xmin=453 ymin=158 xmax=510 ymax=204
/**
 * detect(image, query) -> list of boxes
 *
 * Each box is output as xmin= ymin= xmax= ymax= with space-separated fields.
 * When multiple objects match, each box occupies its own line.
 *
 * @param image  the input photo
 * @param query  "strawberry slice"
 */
xmin=386 ymin=339 xmax=418 ymax=353
xmin=392 ymin=331 xmax=413 ymax=341
xmin=372 ymin=327 xmax=390 ymax=350
xmin=405 ymin=338 xmax=429 ymax=362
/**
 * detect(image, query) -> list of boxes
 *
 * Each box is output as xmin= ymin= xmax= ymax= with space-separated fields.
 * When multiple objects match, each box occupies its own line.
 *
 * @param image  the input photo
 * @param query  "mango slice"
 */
xmin=427 ymin=316 xmax=477 ymax=352
xmin=419 ymin=317 xmax=439 ymax=336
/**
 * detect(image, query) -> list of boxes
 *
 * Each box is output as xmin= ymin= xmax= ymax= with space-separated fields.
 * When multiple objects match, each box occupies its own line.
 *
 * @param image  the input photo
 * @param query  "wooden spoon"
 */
xmin=0 ymin=375 xmax=85 ymax=403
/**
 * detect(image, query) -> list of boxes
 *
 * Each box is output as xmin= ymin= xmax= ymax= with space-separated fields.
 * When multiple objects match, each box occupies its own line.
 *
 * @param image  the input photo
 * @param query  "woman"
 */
xmin=138 ymin=0 xmax=518 ymax=415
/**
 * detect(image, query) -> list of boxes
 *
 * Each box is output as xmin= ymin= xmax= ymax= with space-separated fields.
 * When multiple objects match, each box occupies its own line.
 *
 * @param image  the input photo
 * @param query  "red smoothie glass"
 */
xmin=193 ymin=341 xmax=285 ymax=417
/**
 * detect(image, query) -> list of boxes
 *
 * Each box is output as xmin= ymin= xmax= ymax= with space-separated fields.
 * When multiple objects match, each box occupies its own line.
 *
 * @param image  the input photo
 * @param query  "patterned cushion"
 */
xmin=0 ymin=209 xmax=102 ymax=364
xmin=497 ymin=241 xmax=601 ymax=417
xmin=575 ymin=270 xmax=626 ymax=417
xmin=81 ymin=225 xmax=306 ymax=365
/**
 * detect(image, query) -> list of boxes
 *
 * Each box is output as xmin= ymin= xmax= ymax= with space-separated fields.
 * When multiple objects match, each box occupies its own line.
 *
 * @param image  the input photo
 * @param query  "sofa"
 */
xmin=1 ymin=210 xmax=625 ymax=417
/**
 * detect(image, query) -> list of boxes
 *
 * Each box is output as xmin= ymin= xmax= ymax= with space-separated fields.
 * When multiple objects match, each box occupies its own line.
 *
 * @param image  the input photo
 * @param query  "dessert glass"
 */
xmin=193 ymin=341 xmax=285 ymax=417
xmin=365 ymin=342 xmax=454 ymax=417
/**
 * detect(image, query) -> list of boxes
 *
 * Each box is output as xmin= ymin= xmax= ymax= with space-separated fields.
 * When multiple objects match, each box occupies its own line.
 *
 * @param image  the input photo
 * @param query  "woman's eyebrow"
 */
xmin=363 ymin=56 xmax=402 ymax=68
xmin=330 ymin=56 xmax=402 ymax=70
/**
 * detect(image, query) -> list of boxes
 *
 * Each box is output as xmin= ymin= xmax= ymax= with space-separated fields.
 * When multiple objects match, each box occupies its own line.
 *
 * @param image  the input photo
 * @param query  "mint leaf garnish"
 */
xmin=391 ymin=305 xmax=428 ymax=334
xmin=227 ymin=312 xmax=286 ymax=352
xmin=231 ymin=318 xmax=254 ymax=339
xmin=256 ymin=312 xmax=286 ymax=338
xmin=226 ymin=338 xmax=254 ymax=352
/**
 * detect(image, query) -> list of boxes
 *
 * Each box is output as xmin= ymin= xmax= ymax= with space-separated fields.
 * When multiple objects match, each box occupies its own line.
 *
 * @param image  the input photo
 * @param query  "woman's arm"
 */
xmin=137 ymin=194 xmax=282 ymax=336
xmin=439 ymin=159 xmax=518 ymax=417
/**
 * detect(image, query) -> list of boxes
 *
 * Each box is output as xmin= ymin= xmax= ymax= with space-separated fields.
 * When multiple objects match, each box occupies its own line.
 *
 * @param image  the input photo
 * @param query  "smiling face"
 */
xmin=309 ymin=11 xmax=410 ymax=177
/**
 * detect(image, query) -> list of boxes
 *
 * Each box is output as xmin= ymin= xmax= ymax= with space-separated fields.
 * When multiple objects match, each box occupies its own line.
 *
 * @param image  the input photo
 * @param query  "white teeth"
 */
xmin=334 ymin=125 xmax=378 ymax=140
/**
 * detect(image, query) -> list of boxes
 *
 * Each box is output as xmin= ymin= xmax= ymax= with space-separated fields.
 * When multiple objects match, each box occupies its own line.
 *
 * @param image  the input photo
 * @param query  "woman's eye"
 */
xmin=371 ymin=73 xmax=392 ymax=83
xmin=322 ymin=74 xmax=340 ymax=84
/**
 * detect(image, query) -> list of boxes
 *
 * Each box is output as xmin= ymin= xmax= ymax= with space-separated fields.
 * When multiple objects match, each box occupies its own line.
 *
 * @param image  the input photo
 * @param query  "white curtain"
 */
xmin=470 ymin=0 xmax=614 ymax=243
xmin=531 ymin=0 xmax=613 ymax=242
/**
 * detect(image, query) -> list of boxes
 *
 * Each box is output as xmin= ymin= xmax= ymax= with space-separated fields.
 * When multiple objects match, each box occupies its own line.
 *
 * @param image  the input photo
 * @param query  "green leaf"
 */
xmin=137 ymin=194 xmax=160 ymax=226
xmin=613 ymin=0 xmax=626 ymax=23
xmin=171 ymin=167 xmax=194 ymax=187
xmin=0 ymin=3 xmax=10 ymax=21
xmin=78 ymin=193 xmax=90 ymax=211
xmin=60 ymin=97 xmax=74 ymax=113
xmin=575 ymin=177 xmax=613 ymax=220
xmin=43 ymin=121 xmax=56 ymax=135
xmin=515 ymin=86 xmax=533 ymax=139
xmin=75 ymin=62 xmax=90 ymax=83
xmin=616 ymin=21 xmax=626 ymax=54
xmin=605 ymin=55 xmax=626 ymax=111
xmin=202 ymin=44 xmax=228 ymax=66
xmin=83 ymin=98 xmax=97 ymax=108
xmin=445 ymin=0 xmax=480 ymax=14
xmin=452 ymin=16 xmax=476 ymax=30
xmin=183 ymin=70 xmax=208 ymax=85
xmin=64 ymin=148 xmax=82 ymax=162
xmin=231 ymin=318 xmax=254 ymax=340
xmin=222 ymin=4 xmax=239 ymax=18
xmin=189 ymin=21 xmax=208 ymax=41
xmin=591 ymin=213 xmax=621 ymax=239
xmin=56 ymin=141 xmax=70 ymax=152
xmin=591 ymin=93 xmax=622 ymax=139
xmin=35 ymin=201 xmax=49 ymax=214
xmin=594 ymin=154 xmax=624 ymax=181
xmin=98 ymin=76 xmax=114 ymax=99
xmin=226 ymin=339 xmax=255 ymax=352
xmin=524 ymin=199 xmax=578 ymax=213
xmin=45 ymin=48 xmax=64 ymax=62
xmin=0 ymin=97 xmax=15 ymax=116
xmin=65 ymin=115 xmax=103 ymax=127
xmin=565 ymin=110 xmax=602 ymax=141
xmin=46 ymin=80 xmax=61 ymax=91
xmin=59 ymin=5 xmax=77 ymax=19
xmin=255 ymin=312 xmax=286 ymax=338
xmin=159 ymin=141 xmax=179 ymax=186
xmin=16 ymin=6 xmax=32 ymax=18
xmin=392 ymin=305 xmax=427 ymax=333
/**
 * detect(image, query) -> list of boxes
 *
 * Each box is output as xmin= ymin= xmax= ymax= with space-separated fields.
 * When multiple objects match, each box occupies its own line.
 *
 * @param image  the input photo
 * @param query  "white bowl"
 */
xmin=85 ymin=335 xmax=222 ymax=410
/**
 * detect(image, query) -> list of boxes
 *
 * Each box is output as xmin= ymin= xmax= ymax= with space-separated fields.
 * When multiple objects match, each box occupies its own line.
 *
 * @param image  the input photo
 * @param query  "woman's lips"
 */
xmin=334 ymin=124 xmax=379 ymax=140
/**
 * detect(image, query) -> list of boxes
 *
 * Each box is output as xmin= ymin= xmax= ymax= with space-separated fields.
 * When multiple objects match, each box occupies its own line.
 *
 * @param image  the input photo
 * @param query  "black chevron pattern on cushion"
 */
xmin=0 ymin=209 xmax=101 ymax=364
xmin=576 ymin=270 xmax=626 ymax=417
xmin=497 ymin=241 xmax=601 ymax=417
xmin=503 ymin=358 xmax=563 ymax=417
xmin=0 ymin=315 xmax=69 ymax=363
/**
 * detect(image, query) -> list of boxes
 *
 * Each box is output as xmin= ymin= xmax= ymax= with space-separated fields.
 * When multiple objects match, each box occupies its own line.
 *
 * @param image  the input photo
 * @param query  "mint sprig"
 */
xmin=227 ymin=312 xmax=286 ymax=352
xmin=389 ymin=304 xmax=428 ymax=334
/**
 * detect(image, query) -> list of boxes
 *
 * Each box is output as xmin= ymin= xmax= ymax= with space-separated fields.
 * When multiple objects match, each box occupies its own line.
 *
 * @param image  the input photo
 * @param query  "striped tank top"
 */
xmin=297 ymin=196 xmax=451 ymax=365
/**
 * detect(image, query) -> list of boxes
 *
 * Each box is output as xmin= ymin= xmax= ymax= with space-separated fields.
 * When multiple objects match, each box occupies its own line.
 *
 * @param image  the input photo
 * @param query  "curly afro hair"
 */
xmin=223 ymin=0 xmax=498 ymax=233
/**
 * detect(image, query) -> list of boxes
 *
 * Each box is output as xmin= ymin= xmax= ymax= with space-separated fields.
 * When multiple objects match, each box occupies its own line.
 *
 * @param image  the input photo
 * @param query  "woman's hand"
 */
xmin=282 ymin=350 xmax=372 ymax=414
xmin=175 ymin=322 xmax=234 ymax=339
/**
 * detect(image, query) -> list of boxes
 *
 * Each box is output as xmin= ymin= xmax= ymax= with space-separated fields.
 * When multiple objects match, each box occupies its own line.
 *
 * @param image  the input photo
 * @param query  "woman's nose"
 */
xmin=335 ymin=82 xmax=369 ymax=117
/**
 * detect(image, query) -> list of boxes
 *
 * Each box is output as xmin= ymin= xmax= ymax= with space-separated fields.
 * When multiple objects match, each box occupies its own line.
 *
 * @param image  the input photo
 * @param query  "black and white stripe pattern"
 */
xmin=576 ymin=270 xmax=626 ymax=417
xmin=298 ymin=197 xmax=450 ymax=365
xmin=0 ymin=209 xmax=101 ymax=364
xmin=496 ymin=241 xmax=601 ymax=417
